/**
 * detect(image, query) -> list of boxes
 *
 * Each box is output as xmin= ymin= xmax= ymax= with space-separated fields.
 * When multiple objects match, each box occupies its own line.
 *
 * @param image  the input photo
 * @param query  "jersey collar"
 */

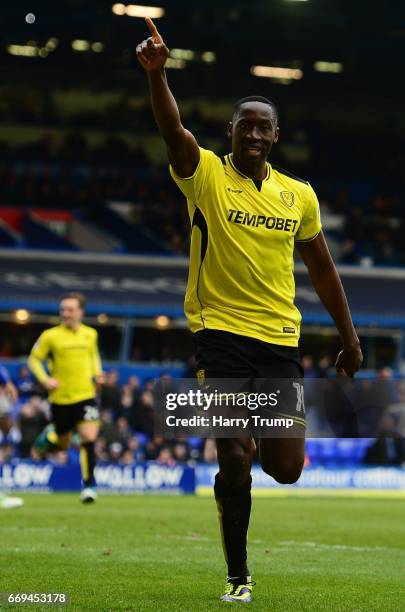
xmin=227 ymin=153 xmax=271 ymax=182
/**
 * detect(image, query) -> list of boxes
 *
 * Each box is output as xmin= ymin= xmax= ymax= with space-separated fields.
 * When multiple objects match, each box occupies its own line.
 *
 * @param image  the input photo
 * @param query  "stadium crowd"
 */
xmin=0 ymin=132 xmax=404 ymax=265
xmin=0 ymin=366 xmax=216 ymax=466
xmin=1 ymin=361 xmax=405 ymax=468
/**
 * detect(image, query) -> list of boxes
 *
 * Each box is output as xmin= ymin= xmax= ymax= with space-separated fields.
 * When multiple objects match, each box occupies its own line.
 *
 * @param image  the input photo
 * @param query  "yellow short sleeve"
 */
xmin=295 ymin=183 xmax=322 ymax=242
xmin=169 ymin=147 xmax=217 ymax=203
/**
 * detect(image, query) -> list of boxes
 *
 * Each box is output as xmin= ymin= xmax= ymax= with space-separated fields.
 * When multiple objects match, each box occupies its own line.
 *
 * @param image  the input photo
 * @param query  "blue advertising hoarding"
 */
xmin=0 ymin=462 xmax=196 ymax=494
xmin=1 ymin=461 xmax=405 ymax=493
xmin=196 ymin=464 xmax=405 ymax=492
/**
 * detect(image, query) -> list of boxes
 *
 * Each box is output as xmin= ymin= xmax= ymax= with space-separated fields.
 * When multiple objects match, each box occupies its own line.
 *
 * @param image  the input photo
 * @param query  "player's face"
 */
xmin=228 ymin=102 xmax=279 ymax=162
xmin=60 ymin=298 xmax=83 ymax=328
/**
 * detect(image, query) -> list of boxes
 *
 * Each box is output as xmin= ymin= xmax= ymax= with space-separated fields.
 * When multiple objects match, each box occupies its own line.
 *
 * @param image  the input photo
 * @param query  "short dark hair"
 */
xmin=233 ymin=96 xmax=278 ymax=124
xmin=59 ymin=292 xmax=86 ymax=309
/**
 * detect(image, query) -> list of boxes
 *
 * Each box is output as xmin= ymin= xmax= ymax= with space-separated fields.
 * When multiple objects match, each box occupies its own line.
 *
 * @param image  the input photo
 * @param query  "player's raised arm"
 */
xmin=136 ymin=17 xmax=200 ymax=177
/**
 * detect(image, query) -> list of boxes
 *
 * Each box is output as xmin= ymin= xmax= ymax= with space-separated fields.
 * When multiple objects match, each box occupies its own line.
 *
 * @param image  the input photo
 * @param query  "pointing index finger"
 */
xmin=145 ymin=16 xmax=163 ymax=43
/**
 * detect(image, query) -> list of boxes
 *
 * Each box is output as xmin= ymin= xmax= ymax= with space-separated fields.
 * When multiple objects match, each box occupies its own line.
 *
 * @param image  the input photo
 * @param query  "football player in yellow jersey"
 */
xmin=137 ymin=19 xmax=363 ymax=603
xmin=28 ymin=293 xmax=104 ymax=503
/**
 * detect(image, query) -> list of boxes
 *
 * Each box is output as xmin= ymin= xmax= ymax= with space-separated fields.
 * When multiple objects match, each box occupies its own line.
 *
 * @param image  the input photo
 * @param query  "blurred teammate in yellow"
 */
xmin=28 ymin=293 xmax=104 ymax=503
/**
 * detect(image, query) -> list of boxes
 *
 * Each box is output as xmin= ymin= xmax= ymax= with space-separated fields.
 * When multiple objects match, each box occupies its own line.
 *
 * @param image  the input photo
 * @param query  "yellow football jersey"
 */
xmin=28 ymin=324 xmax=102 ymax=404
xmin=170 ymin=148 xmax=322 ymax=346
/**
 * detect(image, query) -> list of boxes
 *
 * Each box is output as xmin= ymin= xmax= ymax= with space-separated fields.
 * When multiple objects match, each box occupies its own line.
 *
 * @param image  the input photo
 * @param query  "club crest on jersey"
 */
xmin=280 ymin=191 xmax=294 ymax=207
xmin=196 ymin=369 xmax=206 ymax=386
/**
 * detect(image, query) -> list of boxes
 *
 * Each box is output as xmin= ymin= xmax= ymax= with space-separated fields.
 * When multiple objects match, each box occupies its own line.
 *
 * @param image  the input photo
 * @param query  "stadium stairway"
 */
xmin=0 ymin=219 xmax=20 ymax=247
xmin=88 ymin=202 xmax=173 ymax=255
xmin=69 ymin=217 xmax=123 ymax=252
xmin=0 ymin=208 xmax=23 ymax=247
xmin=23 ymin=211 xmax=77 ymax=250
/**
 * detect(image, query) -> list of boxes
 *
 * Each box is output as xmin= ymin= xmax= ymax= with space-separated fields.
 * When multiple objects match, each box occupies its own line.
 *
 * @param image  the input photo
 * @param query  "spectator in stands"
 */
xmin=94 ymin=437 xmax=109 ymax=463
xmin=203 ymin=439 xmax=217 ymax=464
xmin=132 ymin=389 xmax=154 ymax=437
xmin=0 ymin=366 xmax=18 ymax=404
xmin=172 ymin=442 xmax=190 ymax=463
xmin=123 ymin=436 xmax=146 ymax=463
xmin=120 ymin=376 xmax=142 ymax=425
xmin=98 ymin=409 xmax=120 ymax=448
xmin=317 ymin=353 xmax=333 ymax=378
xmin=0 ymin=400 xmax=20 ymax=461
xmin=0 ymin=367 xmax=19 ymax=457
xmin=146 ymin=435 xmax=165 ymax=460
xmin=116 ymin=416 xmax=133 ymax=450
xmin=18 ymin=395 xmax=49 ymax=458
xmin=100 ymin=370 xmax=122 ymax=417
xmin=365 ymin=413 xmax=405 ymax=466
xmin=156 ymin=445 xmax=175 ymax=466
xmin=301 ymin=355 xmax=318 ymax=378
xmin=15 ymin=365 xmax=38 ymax=401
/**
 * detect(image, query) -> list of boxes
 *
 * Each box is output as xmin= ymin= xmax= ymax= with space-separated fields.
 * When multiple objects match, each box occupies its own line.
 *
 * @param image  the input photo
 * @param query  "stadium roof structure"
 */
xmin=1 ymin=250 xmax=405 ymax=327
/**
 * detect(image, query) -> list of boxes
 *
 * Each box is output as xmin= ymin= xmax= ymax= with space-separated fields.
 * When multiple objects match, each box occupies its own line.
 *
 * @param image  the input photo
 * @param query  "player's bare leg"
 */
xmin=215 ymin=438 xmax=256 ymax=602
xmin=77 ymin=421 xmax=99 ymax=503
xmin=258 ymin=437 xmax=305 ymax=484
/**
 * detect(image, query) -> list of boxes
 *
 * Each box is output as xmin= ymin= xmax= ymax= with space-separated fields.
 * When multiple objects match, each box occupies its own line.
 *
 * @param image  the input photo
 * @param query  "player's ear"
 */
xmin=274 ymin=126 xmax=280 ymax=144
xmin=227 ymin=122 xmax=233 ymax=138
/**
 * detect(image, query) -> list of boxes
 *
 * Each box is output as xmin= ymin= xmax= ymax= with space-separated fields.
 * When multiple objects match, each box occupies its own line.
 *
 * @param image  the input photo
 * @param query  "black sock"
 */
xmin=80 ymin=442 xmax=96 ymax=487
xmin=214 ymin=473 xmax=252 ymax=579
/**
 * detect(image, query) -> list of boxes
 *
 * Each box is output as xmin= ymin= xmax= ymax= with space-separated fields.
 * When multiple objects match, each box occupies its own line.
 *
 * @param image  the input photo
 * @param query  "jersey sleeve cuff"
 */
xmin=295 ymin=229 xmax=321 ymax=243
xmin=169 ymin=149 xmax=202 ymax=181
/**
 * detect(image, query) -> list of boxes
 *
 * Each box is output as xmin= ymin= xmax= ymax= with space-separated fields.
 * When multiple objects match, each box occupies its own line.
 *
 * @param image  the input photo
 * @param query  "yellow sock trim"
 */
xmin=80 ymin=446 xmax=90 ymax=482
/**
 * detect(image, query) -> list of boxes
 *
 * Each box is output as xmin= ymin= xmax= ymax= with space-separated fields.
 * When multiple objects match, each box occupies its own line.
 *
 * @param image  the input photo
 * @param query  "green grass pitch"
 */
xmin=1 ymin=493 xmax=404 ymax=611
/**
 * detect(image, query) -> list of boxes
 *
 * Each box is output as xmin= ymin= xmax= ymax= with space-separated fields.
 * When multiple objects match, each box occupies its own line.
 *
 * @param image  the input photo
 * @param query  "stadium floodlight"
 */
xmin=314 ymin=61 xmax=343 ymax=73
xmin=7 ymin=44 xmax=38 ymax=57
xmin=45 ymin=38 xmax=58 ymax=50
xmin=155 ymin=315 xmax=170 ymax=329
xmin=112 ymin=3 xmax=126 ymax=15
xmin=14 ymin=309 xmax=30 ymax=324
xmin=91 ymin=42 xmax=104 ymax=53
xmin=125 ymin=4 xmax=164 ymax=17
xmin=170 ymin=48 xmax=195 ymax=60
xmin=112 ymin=4 xmax=165 ymax=18
xmin=202 ymin=51 xmax=216 ymax=63
xmin=251 ymin=65 xmax=303 ymax=80
xmin=72 ymin=40 xmax=90 ymax=52
xmin=165 ymin=58 xmax=186 ymax=69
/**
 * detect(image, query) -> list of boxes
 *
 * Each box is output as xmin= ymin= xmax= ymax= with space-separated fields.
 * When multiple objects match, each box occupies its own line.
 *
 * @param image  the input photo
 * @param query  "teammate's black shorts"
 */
xmin=194 ymin=329 xmax=305 ymax=432
xmin=51 ymin=398 xmax=100 ymax=436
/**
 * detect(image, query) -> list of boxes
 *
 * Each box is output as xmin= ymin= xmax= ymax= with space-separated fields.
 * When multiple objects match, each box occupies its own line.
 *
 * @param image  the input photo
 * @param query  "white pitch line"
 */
xmin=276 ymin=540 xmax=405 ymax=553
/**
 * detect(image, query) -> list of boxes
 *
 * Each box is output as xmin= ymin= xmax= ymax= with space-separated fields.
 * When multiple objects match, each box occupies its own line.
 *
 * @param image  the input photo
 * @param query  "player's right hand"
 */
xmin=44 ymin=377 xmax=59 ymax=391
xmin=136 ymin=17 xmax=169 ymax=72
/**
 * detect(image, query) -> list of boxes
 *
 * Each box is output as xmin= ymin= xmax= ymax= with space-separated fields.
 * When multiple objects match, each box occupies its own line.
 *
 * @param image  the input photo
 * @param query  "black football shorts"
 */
xmin=51 ymin=398 xmax=100 ymax=435
xmin=193 ymin=329 xmax=306 ymax=432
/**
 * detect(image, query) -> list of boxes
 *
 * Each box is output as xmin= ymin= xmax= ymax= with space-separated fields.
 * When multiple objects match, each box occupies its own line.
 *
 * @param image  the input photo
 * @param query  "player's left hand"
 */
xmin=95 ymin=373 xmax=106 ymax=385
xmin=335 ymin=343 xmax=363 ymax=377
